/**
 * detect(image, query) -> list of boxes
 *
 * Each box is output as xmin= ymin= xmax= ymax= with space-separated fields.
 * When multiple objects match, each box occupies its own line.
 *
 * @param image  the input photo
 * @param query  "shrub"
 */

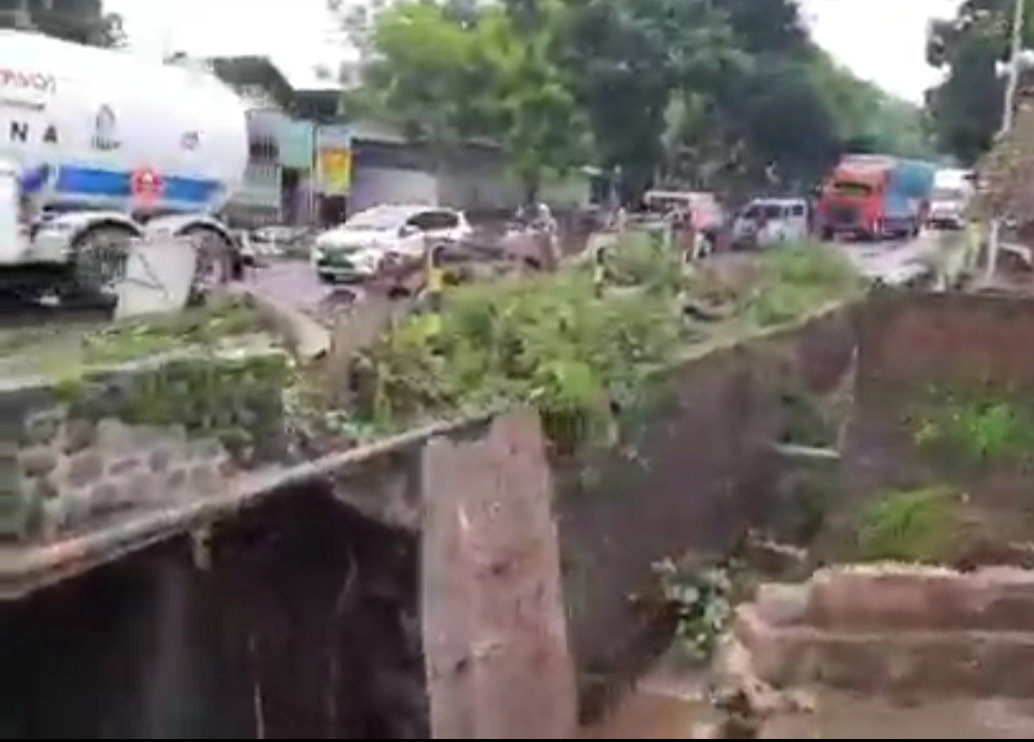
xmin=855 ymin=486 xmax=974 ymax=564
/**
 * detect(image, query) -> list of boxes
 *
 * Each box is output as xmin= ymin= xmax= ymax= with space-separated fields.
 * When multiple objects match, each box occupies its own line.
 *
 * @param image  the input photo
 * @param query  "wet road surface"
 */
xmin=0 ymin=236 xmax=939 ymax=335
xmin=240 ymin=236 xmax=941 ymax=320
xmin=835 ymin=233 xmax=943 ymax=285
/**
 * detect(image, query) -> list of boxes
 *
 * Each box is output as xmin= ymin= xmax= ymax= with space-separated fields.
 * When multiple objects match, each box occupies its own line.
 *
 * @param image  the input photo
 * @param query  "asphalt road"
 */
xmin=239 ymin=234 xmax=945 ymax=322
xmin=236 ymin=259 xmax=363 ymax=325
xmin=835 ymin=233 xmax=945 ymax=286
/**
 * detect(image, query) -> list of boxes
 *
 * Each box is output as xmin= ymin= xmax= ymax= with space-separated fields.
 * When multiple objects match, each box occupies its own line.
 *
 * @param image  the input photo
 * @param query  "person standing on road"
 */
xmin=530 ymin=203 xmax=560 ymax=269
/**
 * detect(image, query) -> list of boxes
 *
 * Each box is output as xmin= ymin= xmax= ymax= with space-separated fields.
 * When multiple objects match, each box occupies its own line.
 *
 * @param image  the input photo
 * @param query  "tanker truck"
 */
xmin=0 ymin=30 xmax=249 ymax=300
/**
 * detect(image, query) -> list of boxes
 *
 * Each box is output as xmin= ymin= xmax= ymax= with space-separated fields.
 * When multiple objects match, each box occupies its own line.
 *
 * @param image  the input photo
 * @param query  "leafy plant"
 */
xmin=913 ymin=390 xmax=1034 ymax=465
xmin=604 ymin=230 xmax=682 ymax=292
xmin=855 ymin=486 xmax=973 ymax=564
xmin=653 ymin=558 xmax=736 ymax=660
xmin=355 ymin=264 xmax=686 ymax=446
xmin=347 ymin=240 xmax=857 ymax=450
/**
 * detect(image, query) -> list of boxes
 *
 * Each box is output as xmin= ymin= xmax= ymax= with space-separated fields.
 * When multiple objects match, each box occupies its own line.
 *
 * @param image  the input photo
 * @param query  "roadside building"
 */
xmin=209 ymin=54 xmax=593 ymax=226
xmin=208 ymin=56 xmax=322 ymax=228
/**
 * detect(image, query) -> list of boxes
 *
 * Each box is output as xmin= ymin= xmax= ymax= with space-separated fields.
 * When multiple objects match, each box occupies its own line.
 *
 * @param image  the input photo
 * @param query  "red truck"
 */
xmin=817 ymin=156 xmax=936 ymax=242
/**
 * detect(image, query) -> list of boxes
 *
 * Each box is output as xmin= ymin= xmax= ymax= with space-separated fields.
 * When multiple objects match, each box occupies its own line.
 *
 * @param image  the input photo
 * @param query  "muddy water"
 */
xmin=578 ymin=648 xmax=707 ymax=739
xmin=579 ymin=691 xmax=698 ymax=738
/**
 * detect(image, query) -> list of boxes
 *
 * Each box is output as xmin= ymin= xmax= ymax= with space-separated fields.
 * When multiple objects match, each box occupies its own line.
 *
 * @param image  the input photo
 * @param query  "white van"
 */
xmin=928 ymin=169 xmax=974 ymax=230
xmin=733 ymin=198 xmax=809 ymax=248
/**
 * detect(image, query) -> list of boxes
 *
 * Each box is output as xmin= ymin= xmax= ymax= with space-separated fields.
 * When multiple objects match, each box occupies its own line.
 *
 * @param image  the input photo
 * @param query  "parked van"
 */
xmin=732 ymin=198 xmax=809 ymax=248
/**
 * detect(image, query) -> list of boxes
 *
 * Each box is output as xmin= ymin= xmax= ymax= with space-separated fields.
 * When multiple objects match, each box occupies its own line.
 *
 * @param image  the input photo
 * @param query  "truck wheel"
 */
xmin=67 ymin=224 xmax=136 ymax=304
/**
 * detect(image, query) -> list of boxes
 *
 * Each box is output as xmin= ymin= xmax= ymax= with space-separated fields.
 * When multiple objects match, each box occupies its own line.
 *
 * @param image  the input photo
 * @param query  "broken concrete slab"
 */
xmin=421 ymin=410 xmax=578 ymax=739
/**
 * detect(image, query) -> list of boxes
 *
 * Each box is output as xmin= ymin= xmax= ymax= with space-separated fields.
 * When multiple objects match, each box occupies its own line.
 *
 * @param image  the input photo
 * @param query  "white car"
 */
xmin=311 ymin=204 xmax=472 ymax=283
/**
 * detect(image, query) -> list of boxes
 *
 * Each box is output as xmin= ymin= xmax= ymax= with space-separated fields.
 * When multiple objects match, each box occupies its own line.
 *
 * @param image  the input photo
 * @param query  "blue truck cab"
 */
xmin=884 ymin=160 xmax=937 ymax=237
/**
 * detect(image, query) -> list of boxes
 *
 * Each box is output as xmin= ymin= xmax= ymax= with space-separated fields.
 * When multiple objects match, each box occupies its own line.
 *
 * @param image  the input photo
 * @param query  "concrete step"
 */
xmin=800 ymin=565 xmax=1034 ymax=633
xmin=759 ymin=695 xmax=1034 ymax=738
xmin=736 ymin=603 xmax=1034 ymax=698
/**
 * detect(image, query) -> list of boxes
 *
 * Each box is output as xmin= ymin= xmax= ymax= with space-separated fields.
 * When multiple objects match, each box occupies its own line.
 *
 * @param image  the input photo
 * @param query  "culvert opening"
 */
xmin=1 ymin=483 xmax=427 ymax=739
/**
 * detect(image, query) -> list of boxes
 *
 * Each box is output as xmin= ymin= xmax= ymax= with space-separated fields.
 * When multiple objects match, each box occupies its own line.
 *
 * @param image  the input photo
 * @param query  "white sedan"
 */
xmin=311 ymin=204 xmax=472 ymax=283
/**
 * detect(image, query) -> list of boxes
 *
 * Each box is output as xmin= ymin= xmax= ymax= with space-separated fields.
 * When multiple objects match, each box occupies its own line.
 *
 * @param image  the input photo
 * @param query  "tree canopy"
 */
xmin=0 ymin=0 xmax=125 ymax=47
xmin=926 ymin=0 xmax=1034 ymax=164
xmin=338 ymin=0 xmax=936 ymax=201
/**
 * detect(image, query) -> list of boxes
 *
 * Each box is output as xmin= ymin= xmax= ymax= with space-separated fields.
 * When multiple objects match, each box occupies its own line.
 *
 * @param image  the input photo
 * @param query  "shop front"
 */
xmin=314 ymin=125 xmax=352 ymax=226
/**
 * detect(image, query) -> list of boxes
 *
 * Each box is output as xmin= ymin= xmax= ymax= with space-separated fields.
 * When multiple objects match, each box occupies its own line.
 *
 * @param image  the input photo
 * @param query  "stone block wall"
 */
xmin=0 ymin=350 xmax=289 ymax=544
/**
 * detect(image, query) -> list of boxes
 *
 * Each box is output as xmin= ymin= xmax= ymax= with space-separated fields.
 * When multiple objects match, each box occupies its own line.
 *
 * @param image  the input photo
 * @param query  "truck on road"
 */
xmin=0 ymin=30 xmax=249 ymax=300
xmin=817 ymin=155 xmax=936 ymax=242
xmin=927 ymin=168 xmax=974 ymax=230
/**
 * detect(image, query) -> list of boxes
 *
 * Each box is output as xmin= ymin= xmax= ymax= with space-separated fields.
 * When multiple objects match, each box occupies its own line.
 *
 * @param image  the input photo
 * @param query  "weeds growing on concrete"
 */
xmin=342 ymin=238 xmax=859 ymax=451
xmin=0 ymin=295 xmax=271 ymax=377
xmin=855 ymin=486 xmax=974 ymax=564
xmin=913 ymin=387 xmax=1034 ymax=467
xmin=744 ymin=243 xmax=861 ymax=327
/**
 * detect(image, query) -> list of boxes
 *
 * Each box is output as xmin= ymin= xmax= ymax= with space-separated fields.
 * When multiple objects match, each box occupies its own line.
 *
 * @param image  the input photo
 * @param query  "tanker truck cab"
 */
xmin=0 ymin=30 xmax=249 ymax=299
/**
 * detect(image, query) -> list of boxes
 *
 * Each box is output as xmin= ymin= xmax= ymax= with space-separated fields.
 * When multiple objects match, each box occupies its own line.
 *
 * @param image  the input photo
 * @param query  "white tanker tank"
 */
xmin=0 ymin=30 xmax=250 ymax=298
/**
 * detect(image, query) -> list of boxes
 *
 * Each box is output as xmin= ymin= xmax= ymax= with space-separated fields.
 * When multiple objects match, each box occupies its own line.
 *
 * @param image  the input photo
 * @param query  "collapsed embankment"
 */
xmin=1 ymin=290 xmax=863 ymax=737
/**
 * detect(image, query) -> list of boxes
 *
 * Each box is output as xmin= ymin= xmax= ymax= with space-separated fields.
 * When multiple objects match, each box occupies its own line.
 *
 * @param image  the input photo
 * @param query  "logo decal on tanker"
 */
xmin=0 ymin=68 xmax=56 ymax=94
xmin=91 ymin=105 xmax=120 ymax=151
xmin=131 ymin=167 xmax=163 ymax=201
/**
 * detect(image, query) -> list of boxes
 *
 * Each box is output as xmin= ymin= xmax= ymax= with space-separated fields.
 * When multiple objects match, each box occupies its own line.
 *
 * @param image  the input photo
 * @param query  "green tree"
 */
xmin=0 ymin=0 xmax=125 ymax=46
xmin=349 ymin=2 xmax=490 ymax=155
xmin=474 ymin=0 xmax=589 ymax=200
xmin=559 ymin=0 xmax=747 ymax=197
xmin=346 ymin=0 xmax=937 ymax=204
xmin=351 ymin=0 xmax=585 ymax=201
xmin=561 ymin=0 xmax=932 ymax=197
xmin=926 ymin=0 xmax=1034 ymax=163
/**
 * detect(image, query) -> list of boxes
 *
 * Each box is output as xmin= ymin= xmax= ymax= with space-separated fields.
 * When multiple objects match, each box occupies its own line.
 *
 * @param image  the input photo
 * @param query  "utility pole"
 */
xmin=985 ymin=0 xmax=1026 ymax=282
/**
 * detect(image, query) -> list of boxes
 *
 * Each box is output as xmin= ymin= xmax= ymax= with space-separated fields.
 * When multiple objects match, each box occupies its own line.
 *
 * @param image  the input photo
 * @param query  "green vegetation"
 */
xmin=0 ymin=0 xmax=125 ymax=47
xmin=744 ymin=244 xmax=861 ymax=327
xmin=52 ymin=351 xmax=288 ymax=463
xmin=926 ymin=0 xmax=1034 ymax=164
xmin=653 ymin=557 xmax=738 ymax=660
xmin=346 ymin=239 xmax=860 ymax=449
xmin=912 ymin=388 xmax=1034 ymax=466
xmin=343 ymin=0 xmax=934 ymax=201
xmin=0 ymin=296 xmax=273 ymax=377
xmin=855 ymin=486 xmax=975 ymax=564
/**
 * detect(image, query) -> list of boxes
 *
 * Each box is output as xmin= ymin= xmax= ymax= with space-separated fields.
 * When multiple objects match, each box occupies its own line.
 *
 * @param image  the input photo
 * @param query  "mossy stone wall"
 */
xmin=0 ymin=350 xmax=289 ymax=544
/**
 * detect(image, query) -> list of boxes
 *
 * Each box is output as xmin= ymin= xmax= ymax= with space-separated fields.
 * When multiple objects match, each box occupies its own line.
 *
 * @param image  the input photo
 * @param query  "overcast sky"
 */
xmin=105 ymin=0 xmax=964 ymax=101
